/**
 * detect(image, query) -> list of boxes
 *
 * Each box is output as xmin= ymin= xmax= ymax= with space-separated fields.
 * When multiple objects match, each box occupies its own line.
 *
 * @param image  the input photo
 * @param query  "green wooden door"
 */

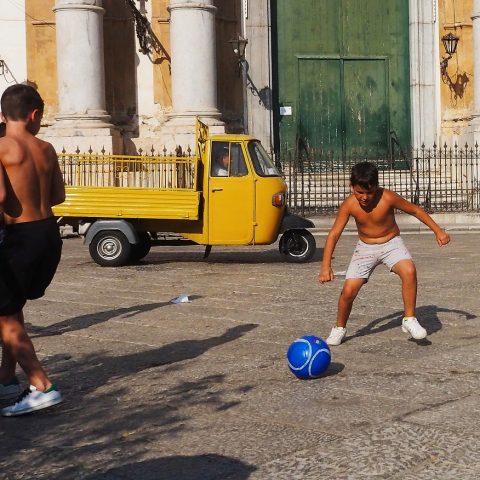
xmin=276 ymin=0 xmax=410 ymax=159
xmin=343 ymin=59 xmax=388 ymax=157
xmin=298 ymin=59 xmax=342 ymax=152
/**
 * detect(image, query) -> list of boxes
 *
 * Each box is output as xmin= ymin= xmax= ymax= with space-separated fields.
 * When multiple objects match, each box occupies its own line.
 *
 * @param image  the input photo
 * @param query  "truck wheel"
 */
xmin=279 ymin=229 xmax=316 ymax=263
xmin=129 ymin=232 xmax=151 ymax=262
xmin=89 ymin=230 xmax=132 ymax=267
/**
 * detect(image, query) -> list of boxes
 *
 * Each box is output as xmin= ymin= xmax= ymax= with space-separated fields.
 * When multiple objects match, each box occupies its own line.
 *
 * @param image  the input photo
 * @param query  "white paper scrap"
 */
xmin=170 ymin=294 xmax=190 ymax=304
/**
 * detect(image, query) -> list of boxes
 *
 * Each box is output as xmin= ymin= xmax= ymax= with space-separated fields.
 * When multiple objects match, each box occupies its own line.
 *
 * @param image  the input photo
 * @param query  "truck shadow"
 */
xmin=141 ymin=247 xmax=323 ymax=265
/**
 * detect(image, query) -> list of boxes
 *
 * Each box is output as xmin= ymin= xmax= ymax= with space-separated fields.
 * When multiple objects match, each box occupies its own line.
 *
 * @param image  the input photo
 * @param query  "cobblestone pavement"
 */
xmin=1 ymin=231 xmax=479 ymax=479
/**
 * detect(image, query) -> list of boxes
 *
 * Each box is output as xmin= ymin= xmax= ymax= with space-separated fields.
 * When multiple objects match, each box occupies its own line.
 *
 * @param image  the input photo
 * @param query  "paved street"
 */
xmin=1 ymin=229 xmax=479 ymax=479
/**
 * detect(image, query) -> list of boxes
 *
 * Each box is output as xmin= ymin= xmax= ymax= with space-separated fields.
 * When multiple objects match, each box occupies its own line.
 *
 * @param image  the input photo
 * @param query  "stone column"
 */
xmin=44 ymin=0 xmax=121 ymax=153
xmin=470 ymin=0 xmax=480 ymax=141
xmin=163 ymin=0 xmax=224 ymax=148
xmin=409 ymin=0 xmax=440 ymax=148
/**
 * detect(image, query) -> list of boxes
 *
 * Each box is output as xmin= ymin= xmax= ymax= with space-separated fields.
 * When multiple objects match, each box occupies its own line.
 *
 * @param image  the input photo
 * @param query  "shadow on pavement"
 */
xmin=138 ymin=247 xmax=323 ymax=265
xmin=344 ymin=305 xmax=476 ymax=343
xmin=0 ymin=325 xmax=259 ymax=479
xmin=27 ymin=299 xmax=204 ymax=338
xmin=84 ymin=454 xmax=257 ymax=480
xmin=43 ymin=323 xmax=258 ymax=398
xmin=324 ymin=361 xmax=345 ymax=377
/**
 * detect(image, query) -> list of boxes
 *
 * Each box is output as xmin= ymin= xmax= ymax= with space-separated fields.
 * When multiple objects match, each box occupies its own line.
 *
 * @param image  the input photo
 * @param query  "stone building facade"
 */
xmin=0 ymin=1 xmax=479 ymax=154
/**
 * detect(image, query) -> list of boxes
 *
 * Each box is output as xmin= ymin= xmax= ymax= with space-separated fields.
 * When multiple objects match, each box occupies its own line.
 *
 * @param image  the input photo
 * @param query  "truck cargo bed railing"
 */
xmin=58 ymin=153 xmax=198 ymax=190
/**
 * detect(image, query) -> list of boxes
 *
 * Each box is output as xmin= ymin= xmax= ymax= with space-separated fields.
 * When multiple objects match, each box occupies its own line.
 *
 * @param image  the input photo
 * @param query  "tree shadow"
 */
xmin=84 ymin=454 xmax=257 ymax=480
xmin=344 ymin=305 xmax=476 ymax=343
xmin=0 ymin=372 xmax=258 ymax=479
xmin=43 ymin=323 xmax=258 ymax=400
xmin=0 ymin=325 xmax=260 ymax=478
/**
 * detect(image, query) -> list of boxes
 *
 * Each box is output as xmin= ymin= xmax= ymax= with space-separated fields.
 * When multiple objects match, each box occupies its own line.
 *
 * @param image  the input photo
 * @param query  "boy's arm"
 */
xmin=389 ymin=191 xmax=450 ymax=246
xmin=0 ymin=164 xmax=6 ymax=207
xmin=319 ymin=199 xmax=351 ymax=283
xmin=49 ymin=147 xmax=66 ymax=207
xmin=0 ymin=144 xmax=6 ymax=206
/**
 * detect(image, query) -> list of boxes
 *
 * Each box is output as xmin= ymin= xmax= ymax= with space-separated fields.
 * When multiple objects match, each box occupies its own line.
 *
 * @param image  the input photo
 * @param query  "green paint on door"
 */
xmin=276 ymin=0 xmax=411 ymax=159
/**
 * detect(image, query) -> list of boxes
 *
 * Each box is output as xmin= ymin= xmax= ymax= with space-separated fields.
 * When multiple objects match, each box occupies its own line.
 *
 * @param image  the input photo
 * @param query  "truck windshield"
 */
xmin=248 ymin=141 xmax=280 ymax=177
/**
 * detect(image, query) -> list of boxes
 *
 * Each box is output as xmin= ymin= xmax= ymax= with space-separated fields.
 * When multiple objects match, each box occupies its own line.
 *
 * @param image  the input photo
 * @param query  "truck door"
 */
xmin=208 ymin=141 xmax=255 ymax=244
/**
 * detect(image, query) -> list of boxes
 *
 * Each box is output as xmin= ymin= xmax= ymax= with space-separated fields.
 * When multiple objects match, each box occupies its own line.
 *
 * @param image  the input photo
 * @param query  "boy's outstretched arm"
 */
xmin=389 ymin=191 xmax=450 ymax=246
xmin=319 ymin=200 xmax=351 ymax=283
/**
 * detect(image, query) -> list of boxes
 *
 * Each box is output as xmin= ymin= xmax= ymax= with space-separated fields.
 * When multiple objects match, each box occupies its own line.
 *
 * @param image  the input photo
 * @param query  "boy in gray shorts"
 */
xmin=319 ymin=162 xmax=450 ymax=346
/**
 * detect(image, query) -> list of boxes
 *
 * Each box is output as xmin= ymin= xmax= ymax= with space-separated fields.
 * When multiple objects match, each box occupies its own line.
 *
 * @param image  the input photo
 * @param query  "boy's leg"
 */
xmin=327 ymin=278 xmax=366 ymax=346
xmin=391 ymin=259 xmax=426 ymax=339
xmin=0 ymin=311 xmax=23 ymax=382
xmin=336 ymin=278 xmax=367 ymax=327
xmin=0 ymin=311 xmax=52 ymax=391
xmin=391 ymin=259 xmax=417 ymax=317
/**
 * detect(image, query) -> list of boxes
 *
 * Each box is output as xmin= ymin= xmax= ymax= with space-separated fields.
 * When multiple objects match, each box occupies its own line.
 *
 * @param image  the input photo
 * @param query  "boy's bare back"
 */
xmin=0 ymin=132 xmax=64 ymax=225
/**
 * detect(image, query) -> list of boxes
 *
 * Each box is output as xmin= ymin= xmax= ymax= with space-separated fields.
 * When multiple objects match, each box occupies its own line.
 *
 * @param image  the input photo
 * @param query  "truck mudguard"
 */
xmin=84 ymin=220 xmax=139 ymax=245
xmin=279 ymin=212 xmax=315 ymax=233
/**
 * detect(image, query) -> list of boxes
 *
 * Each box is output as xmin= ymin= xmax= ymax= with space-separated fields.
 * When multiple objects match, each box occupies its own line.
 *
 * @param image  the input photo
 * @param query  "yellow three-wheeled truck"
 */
xmin=53 ymin=120 xmax=316 ymax=266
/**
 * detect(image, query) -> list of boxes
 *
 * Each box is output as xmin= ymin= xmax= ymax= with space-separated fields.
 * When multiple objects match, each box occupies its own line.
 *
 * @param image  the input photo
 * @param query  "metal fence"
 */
xmin=58 ymin=153 xmax=198 ymax=190
xmin=278 ymin=144 xmax=480 ymax=215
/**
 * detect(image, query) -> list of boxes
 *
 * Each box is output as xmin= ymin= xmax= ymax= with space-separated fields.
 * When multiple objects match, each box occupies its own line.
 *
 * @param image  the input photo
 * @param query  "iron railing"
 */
xmin=278 ymin=144 xmax=480 ymax=215
xmin=58 ymin=153 xmax=198 ymax=190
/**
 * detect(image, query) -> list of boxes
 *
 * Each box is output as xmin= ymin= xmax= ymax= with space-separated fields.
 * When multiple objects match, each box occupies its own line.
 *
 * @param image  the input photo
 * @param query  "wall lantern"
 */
xmin=440 ymin=32 xmax=459 ymax=74
xmin=0 ymin=60 xmax=4 ymax=76
xmin=440 ymin=32 xmax=468 ymax=101
xmin=229 ymin=35 xmax=248 ymax=64
xmin=442 ymin=32 xmax=459 ymax=57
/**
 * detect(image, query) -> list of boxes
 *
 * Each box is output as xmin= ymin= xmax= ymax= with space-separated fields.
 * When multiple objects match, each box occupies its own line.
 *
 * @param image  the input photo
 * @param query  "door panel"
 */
xmin=343 ymin=59 xmax=388 ymax=157
xmin=298 ymin=59 xmax=342 ymax=152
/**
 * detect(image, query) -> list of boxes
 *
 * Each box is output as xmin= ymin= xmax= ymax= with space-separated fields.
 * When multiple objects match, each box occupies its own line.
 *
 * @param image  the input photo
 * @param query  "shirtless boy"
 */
xmin=319 ymin=161 xmax=450 ymax=346
xmin=0 ymin=84 xmax=65 ymax=416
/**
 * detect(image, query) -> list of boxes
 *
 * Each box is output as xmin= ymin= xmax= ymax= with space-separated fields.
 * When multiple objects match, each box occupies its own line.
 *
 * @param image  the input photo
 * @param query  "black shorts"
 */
xmin=0 ymin=217 xmax=62 ymax=316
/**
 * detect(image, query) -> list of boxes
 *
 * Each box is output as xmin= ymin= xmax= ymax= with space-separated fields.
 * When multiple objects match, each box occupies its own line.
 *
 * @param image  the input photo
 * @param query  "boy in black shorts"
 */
xmin=0 ymin=84 xmax=65 ymax=416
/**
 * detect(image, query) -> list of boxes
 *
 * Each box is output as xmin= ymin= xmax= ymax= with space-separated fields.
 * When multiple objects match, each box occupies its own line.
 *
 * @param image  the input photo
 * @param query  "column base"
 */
xmin=467 ymin=116 xmax=480 ymax=146
xmin=160 ymin=111 xmax=225 ymax=151
xmin=41 ymin=125 xmax=123 ymax=154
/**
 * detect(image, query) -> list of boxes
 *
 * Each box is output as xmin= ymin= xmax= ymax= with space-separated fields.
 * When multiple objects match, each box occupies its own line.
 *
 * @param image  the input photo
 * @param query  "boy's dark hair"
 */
xmin=1 ymin=84 xmax=44 ymax=121
xmin=350 ymin=161 xmax=379 ymax=189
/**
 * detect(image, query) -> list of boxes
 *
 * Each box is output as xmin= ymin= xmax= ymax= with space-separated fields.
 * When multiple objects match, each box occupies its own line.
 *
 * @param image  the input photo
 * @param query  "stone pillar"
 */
xmin=163 ymin=0 xmax=224 ymax=148
xmin=44 ymin=0 xmax=121 ymax=153
xmin=409 ymin=0 xmax=440 ymax=148
xmin=470 ymin=0 xmax=480 ymax=141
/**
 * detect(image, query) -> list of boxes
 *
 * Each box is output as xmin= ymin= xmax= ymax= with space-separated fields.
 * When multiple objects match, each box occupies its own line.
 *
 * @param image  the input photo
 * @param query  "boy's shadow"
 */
xmin=27 ymin=297 xmax=203 ymax=338
xmin=345 ymin=305 xmax=476 ymax=344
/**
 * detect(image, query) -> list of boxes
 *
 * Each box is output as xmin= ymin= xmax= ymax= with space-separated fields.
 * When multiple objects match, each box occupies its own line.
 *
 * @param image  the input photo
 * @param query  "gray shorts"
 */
xmin=345 ymin=236 xmax=413 ymax=280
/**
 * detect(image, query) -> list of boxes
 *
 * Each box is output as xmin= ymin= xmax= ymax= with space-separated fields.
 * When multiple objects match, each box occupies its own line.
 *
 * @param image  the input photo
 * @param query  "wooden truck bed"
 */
xmin=53 ymin=153 xmax=201 ymax=220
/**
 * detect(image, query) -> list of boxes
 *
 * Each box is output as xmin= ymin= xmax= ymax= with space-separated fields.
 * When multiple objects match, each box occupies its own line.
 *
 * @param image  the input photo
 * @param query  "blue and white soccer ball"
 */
xmin=287 ymin=335 xmax=331 ymax=379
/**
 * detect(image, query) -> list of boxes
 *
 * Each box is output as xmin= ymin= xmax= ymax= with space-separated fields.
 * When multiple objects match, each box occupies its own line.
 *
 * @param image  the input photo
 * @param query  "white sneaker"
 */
xmin=0 ymin=377 xmax=23 ymax=402
xmin=1 ymin=385 xmax=63 ymax=417
xmin=402 ymin=317 xmax=427 ymax=340
xmin=326 ymin=326 xmax=347 ymax=346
